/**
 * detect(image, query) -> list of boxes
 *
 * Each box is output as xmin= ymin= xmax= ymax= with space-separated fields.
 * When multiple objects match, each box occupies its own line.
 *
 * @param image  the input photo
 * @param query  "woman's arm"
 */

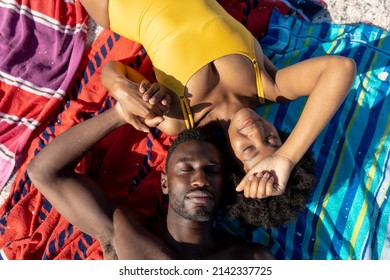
xmin=271 ymin=55 xmax=356 ymax=164
xmin=80 ymin=0 xmax=110 ymax=29
xmin=237 ymin=56 xmax=356 ymax=197
xmin=27 ymin=105 xmax=127 ymax=257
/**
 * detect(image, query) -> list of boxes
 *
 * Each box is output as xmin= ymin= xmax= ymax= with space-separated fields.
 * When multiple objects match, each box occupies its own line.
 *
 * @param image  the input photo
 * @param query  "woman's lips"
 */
xmin=240 ymin=118 xmax=255 ymax=131
xmin=239 ymin=117 xmax=262 ymax=132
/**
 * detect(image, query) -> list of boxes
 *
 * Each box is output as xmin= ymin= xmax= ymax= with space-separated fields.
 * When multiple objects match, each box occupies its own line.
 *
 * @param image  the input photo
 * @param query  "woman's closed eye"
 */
xmin=243 ymin=145 xmax=254 ymax=153
xmin=242 ymin=145 xmax=259 ymax=162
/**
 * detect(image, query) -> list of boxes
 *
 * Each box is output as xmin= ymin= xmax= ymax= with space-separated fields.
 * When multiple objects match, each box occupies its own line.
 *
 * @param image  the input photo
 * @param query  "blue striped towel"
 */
xmin=221 ymin=10 xmax=390 ymax=260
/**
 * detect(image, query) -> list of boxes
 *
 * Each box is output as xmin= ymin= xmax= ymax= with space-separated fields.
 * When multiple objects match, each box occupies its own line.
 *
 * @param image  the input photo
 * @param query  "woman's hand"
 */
xmin=140 ymin=80 xmax=172 ymax=107
xmin=111 ymin=78 xmax=172 ymax=132
xmin=235 ymin=153 xmax=295 ymax=199
xmin=101 ymin=61 xmax=174 ymax=132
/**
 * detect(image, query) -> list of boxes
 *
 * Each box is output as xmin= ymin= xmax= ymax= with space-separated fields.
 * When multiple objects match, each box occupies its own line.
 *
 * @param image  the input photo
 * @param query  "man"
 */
xmin=27 ymin=103 xmax=274 ymax=260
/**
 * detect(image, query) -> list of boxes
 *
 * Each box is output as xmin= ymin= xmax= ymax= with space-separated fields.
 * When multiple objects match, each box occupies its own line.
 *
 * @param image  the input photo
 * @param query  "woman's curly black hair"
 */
xmin=227 ymin=132 xmax=317 ymax=229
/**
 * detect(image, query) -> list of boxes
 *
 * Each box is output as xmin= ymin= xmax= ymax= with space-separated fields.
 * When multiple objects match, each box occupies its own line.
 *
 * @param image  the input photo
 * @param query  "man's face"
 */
xmin=163 ymin=140 xmax=224 ymax=222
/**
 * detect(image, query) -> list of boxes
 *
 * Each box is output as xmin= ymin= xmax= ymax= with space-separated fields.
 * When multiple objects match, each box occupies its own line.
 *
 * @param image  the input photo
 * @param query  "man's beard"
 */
xmin=171 ymin=189 xmax=215 ymax=222
xmin=173 ymin=203 xmax=214 ymax=222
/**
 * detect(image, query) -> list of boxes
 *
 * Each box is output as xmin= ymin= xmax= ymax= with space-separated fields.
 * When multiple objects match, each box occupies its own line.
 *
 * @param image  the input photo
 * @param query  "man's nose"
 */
xmin=191 ymin=169 xmax=208 ymax=188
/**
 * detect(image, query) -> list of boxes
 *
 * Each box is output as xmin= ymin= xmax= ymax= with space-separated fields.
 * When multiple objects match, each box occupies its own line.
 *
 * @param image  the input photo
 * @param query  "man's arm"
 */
xmin=27 ymin=105 xmax=127 ymax=257
xmin=27 ymin=105 xmax=176 ymax=259
xmin=113 ymin=207 xmax=176 ymax=260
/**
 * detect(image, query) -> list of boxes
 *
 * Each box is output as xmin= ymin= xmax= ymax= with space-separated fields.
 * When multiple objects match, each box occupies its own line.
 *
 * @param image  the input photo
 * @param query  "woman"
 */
xmin=80 ymin=0 xmax=356 ymax=199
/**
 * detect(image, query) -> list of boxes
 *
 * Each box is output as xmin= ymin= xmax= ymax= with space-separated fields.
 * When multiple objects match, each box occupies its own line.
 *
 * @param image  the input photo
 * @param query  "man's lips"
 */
xmin=186 ymin=190 xmax=213 ymax=199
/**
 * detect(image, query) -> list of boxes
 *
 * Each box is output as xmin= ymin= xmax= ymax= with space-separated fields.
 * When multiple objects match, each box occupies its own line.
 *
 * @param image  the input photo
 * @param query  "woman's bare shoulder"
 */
xmin=80 ymin=0 xmax=110 ymax=29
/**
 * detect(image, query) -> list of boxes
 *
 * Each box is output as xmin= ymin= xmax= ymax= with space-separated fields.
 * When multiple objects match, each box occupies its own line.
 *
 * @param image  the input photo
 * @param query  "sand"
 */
xmin=313 ymin=0 xmax=389 ymax=31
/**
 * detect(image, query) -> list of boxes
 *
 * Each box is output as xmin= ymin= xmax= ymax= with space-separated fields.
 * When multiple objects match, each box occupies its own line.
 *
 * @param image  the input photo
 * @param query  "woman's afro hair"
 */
xmin=227 ymin=133 xmax=317 ymax=229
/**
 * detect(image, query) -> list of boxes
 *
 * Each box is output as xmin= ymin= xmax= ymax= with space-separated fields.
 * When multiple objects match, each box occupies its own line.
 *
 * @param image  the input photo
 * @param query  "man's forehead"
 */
xmin=174 ymin=140 xmax=209 ymax=150
xmin=171 ymin=141 xmax=221 ymax=161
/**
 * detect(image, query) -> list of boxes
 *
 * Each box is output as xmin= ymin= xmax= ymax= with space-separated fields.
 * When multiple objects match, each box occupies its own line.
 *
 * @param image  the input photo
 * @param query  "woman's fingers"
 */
xmin=263 ymin=174 xmax=275 ymax=198
xmin=242 ymin=172 xmax=276 ymax=199
xmin=141 ymin=83 xmax=172 ymax=111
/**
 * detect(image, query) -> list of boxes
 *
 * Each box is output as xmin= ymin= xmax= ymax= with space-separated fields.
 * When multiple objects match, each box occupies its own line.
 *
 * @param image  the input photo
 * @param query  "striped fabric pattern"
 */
xmin=221 ymin=11 xmax=390 ymax=260
xmin=0 ymin=0 xmax=87 ymax=191
xmin=0 ymin=29 xmax=171 ymax=259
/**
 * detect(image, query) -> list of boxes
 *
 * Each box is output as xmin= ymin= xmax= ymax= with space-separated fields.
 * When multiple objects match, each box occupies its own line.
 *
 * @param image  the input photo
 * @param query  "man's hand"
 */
xmin=236 ymin=153 xmax=295 ymax=199
xmin=112 ymin=78 xmax=172 ymax=132
xmin=114 ymin=102 xmax=162 ymax=133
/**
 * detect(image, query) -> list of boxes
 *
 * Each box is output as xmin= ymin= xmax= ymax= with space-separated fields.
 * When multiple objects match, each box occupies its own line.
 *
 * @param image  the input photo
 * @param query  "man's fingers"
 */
xmin=155 ymin=102 xmax=169 ymax=114
xmin=144 ymin=116 xmax=164 ymax=128
xmin=149 ymin=90 xmax=165 ymax=105
xmin=139 ymin=80 xmax=150 ymax=94
xmin=161 ymin=94 xmax=172 ymax=106
xmin=131 ymin=116 xmax=149 ymax=133
xmin=142 ymin=83 xmax=161 ymax=102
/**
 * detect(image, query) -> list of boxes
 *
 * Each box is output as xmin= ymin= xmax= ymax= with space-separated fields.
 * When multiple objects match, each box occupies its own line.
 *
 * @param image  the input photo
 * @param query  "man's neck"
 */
xmin=163 ymin=212 xmax=218 ymax=259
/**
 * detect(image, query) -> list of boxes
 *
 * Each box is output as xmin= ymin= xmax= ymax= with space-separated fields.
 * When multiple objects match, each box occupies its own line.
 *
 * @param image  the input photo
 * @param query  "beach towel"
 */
xmin=0 ymin=29 xmax=174 ymax=259
xmin=0 ymin=0 xmax=88 ymax=192
xmin=0 ymin=1 xmax=330 ymax=259
xmin=218 ymin=11 xmax=390 ymax=260
xmin=217 ymin=0 xmax=326 ymax=39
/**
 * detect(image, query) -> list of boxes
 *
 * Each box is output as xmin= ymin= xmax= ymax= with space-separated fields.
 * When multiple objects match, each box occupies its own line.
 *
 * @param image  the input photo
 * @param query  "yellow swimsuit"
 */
xmin=109 ymin=0 xmax=265 ymax=129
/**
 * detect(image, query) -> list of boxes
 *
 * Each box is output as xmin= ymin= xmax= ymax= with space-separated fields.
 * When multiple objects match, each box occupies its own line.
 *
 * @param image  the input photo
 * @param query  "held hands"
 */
xmin=113 ymin=78 xmax=172 ymax=132
xmin=235 ymin=153 xmax=295 ymax=199
xmin=140 ymin=80 xmax=172 ymax=106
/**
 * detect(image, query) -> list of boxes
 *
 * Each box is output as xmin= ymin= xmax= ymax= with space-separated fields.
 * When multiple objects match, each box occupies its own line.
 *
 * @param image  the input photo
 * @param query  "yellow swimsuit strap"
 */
xmin=179 ymin=56 xmax=264 ymax=130
xmin=178 ymin=37 xmax=264 ymax=131
xmin=253 ymin=58 xmax=265 ymax=104
xmin=250 ymin=37 xmax=265 ymax=104
xmin=180 ymin=96 xmax=195 ymax=129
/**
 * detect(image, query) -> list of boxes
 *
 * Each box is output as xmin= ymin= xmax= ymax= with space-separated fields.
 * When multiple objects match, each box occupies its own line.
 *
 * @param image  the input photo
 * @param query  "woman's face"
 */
xmin=228 ymin=108 xmax=282 ymax=171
